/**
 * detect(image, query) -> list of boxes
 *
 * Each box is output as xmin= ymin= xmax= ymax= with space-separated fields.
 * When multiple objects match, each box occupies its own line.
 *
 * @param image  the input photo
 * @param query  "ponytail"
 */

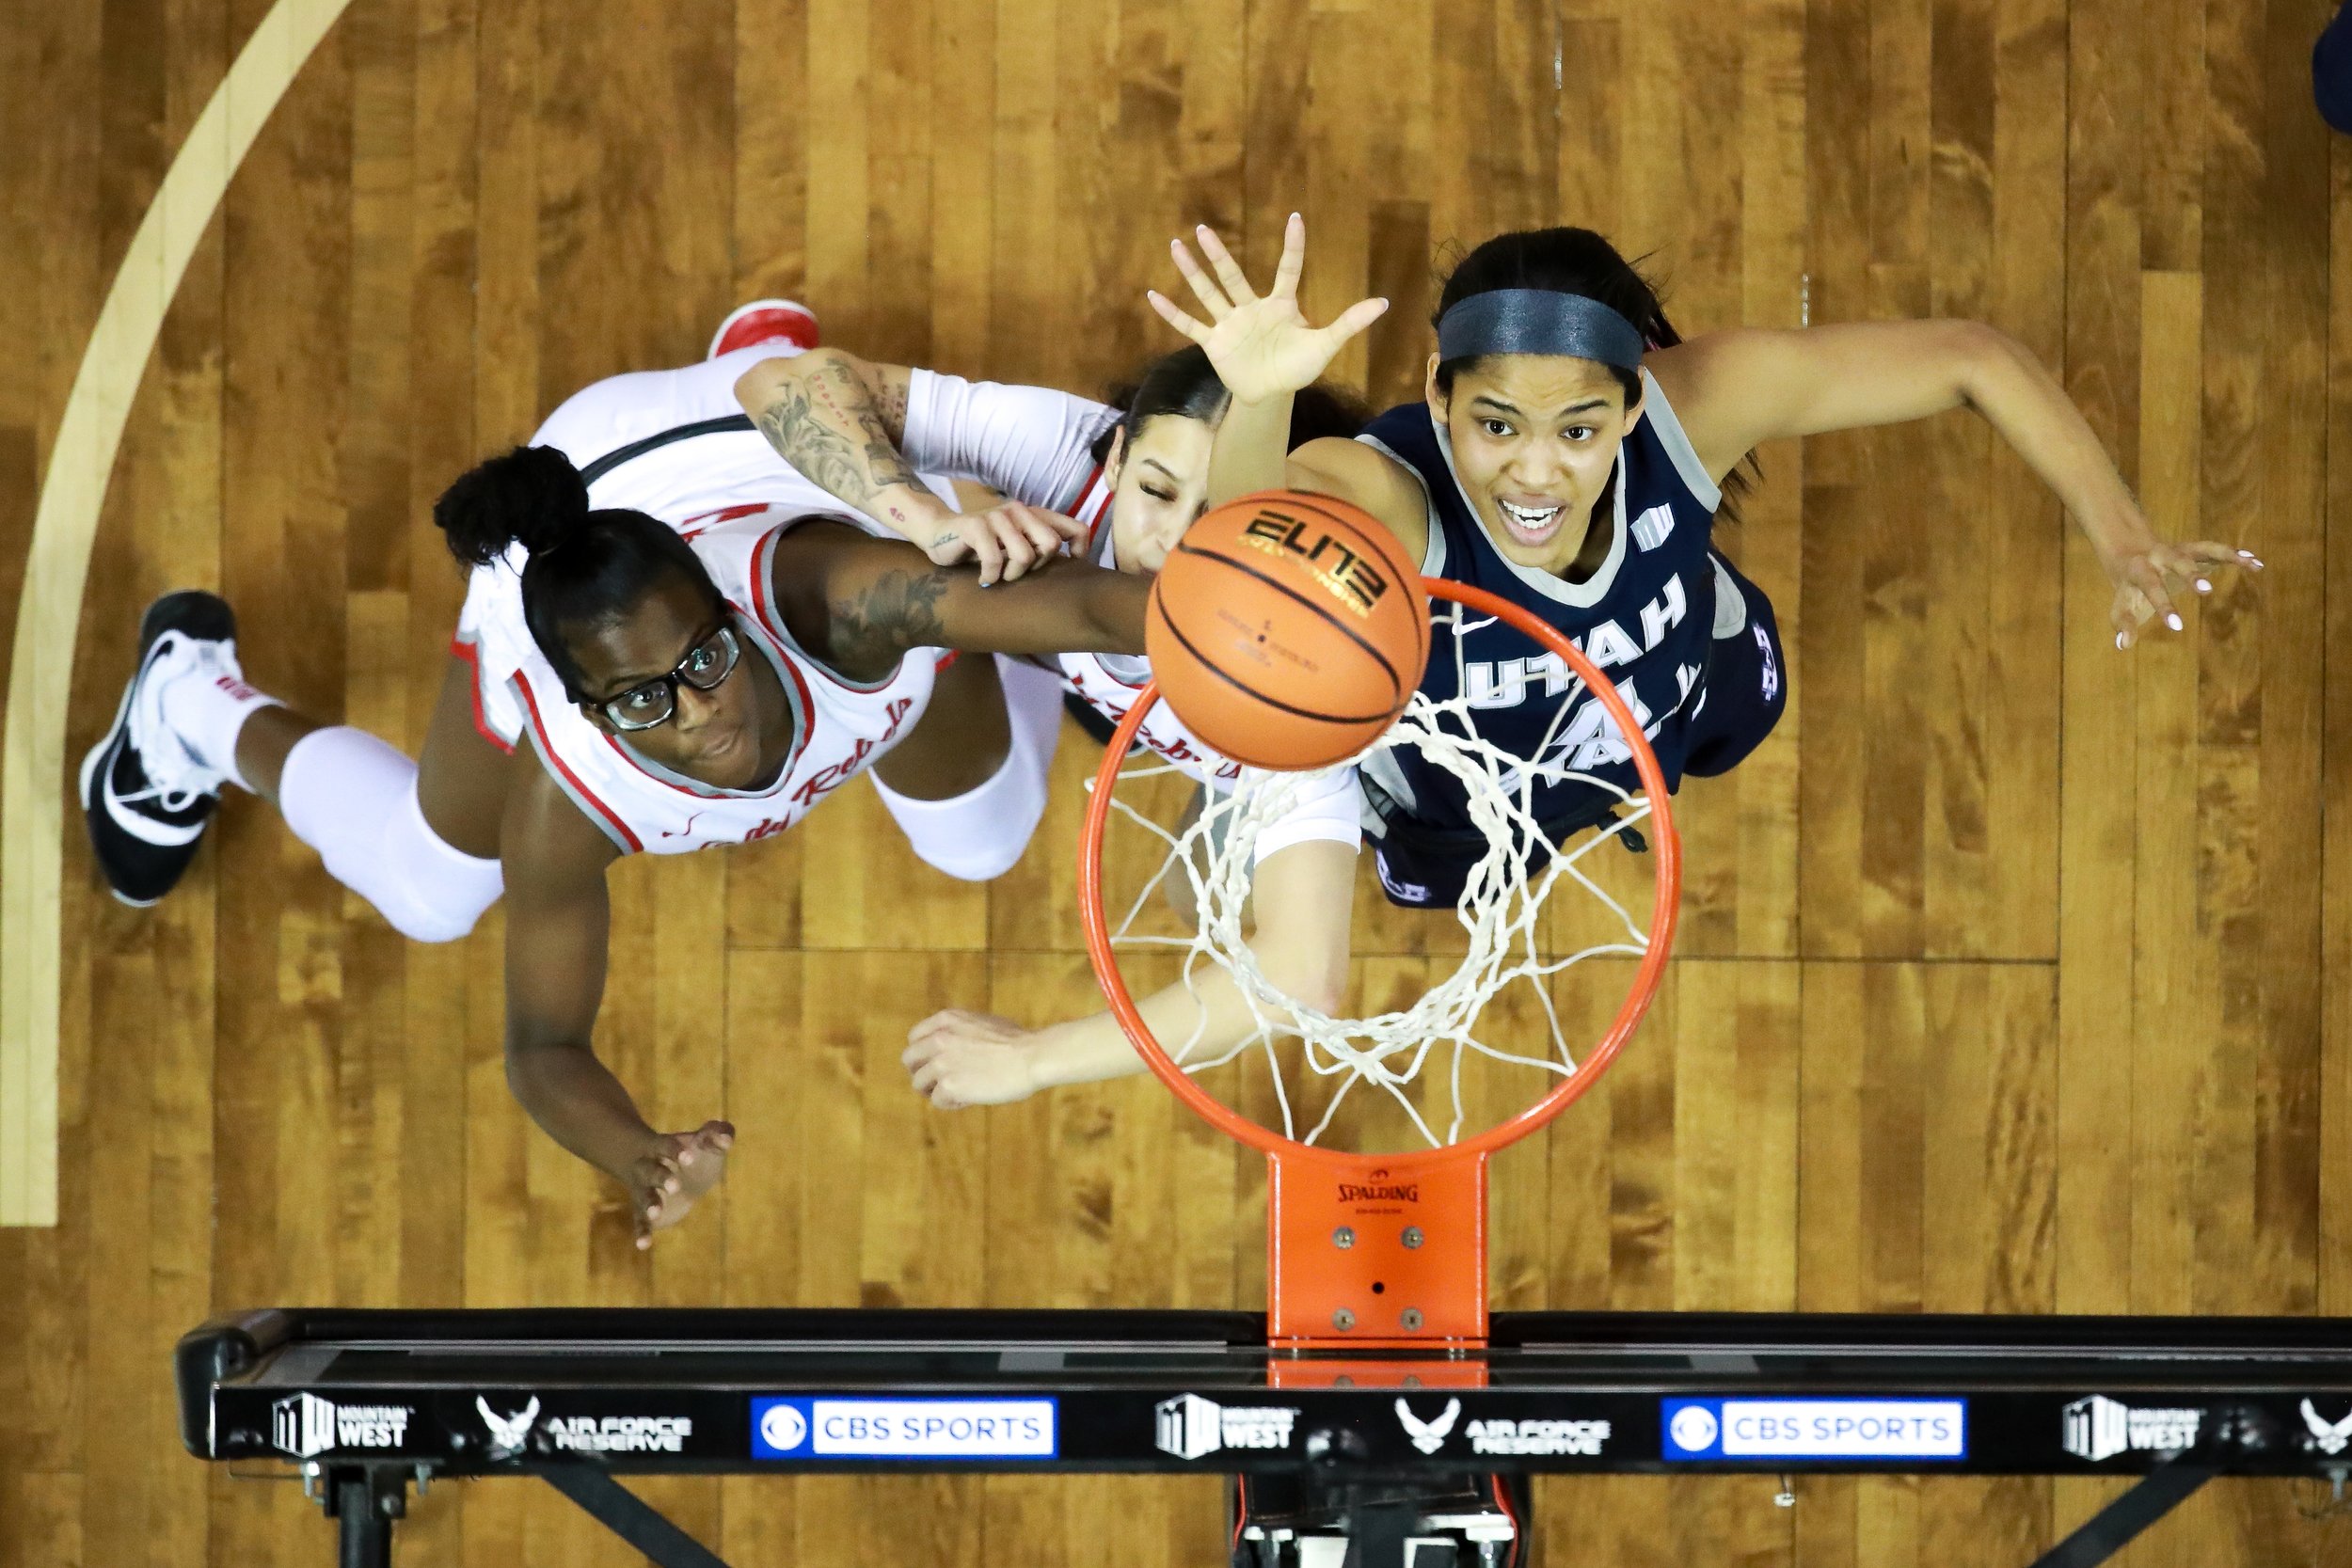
xmin=432 ymin=445 xmax=722 ymax=698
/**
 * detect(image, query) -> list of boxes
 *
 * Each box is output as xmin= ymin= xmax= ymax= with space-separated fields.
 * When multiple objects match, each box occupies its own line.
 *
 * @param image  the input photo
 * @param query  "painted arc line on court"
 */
xmin=0 ymin=0 xmax=360 ymax=1227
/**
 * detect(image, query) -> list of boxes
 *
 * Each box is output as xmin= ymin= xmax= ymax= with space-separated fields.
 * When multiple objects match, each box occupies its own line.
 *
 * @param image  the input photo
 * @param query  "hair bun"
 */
xmin=433 ymin=445 xmax=590 ymax=567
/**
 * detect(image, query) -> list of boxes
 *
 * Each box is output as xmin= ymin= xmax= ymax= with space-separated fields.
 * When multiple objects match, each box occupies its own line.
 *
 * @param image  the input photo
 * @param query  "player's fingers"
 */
xmin=1014 ymin=507 xmax=1066 ymax=556
xmin=2176 ymin=539 xmax=2262 ymax=576
xmin=990 ymin=518 xmax=1040 ymax=579
xmin=1147 ymin=290 xmax=1215 ymax=345
xmin=908 ymin=1008 xmax=971 ymax=1043
xmin=2111 ymin=582 xmax=2153 ymax=649
xmin=1269 ymin=212 xmax=1306 ymax=301
xmin=1023 ymin=527 xmax=1065 ymax=565
xmin=2131 ymin=561 xmax=2184 ymax=634
xmin=1005 ymin=506 xmax=1059 ymax=561
xmin=1321 ymin=296 xmax=1391 ymax=348
xmin=968 ymin=527 xmax=1006 ymax=587
xmin=1168 ymin=240 xmax=1233 ymax=318
xmin=1195 ymin=226 xmax=1258 ymax=306
xmin=1043 ymin=510 xmax=1089 ymax=541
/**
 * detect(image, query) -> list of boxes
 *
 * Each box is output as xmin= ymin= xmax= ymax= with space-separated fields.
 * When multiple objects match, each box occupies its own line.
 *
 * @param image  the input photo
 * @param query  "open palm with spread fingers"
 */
xmin=1148 ymin=213 xmax=1389 ymax=405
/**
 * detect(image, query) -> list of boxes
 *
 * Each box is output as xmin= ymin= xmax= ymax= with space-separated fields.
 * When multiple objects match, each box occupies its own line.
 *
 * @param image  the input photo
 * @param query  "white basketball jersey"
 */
xmin=501 ymin=505 xmax=936 ymax=855
xmin=454 ymin=348 xmax=956 ymax=855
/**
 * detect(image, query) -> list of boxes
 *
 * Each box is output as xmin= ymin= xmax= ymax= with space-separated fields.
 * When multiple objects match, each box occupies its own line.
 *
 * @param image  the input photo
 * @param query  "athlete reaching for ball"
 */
xmin=730 ymin=343 xmax=1375 ymax=1107
xmin=81 ymin=313 xmax=1151 ymax=1242
xmin=1151 ymin=215 xmax=2260 ymax=908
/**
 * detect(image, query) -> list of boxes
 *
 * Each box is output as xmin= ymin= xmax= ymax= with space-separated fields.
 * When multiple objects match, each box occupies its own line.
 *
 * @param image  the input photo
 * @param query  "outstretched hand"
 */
xmin=2098 ymin=534 xmax=2263 ymax=649
xmin=903 ymin=1010 xmax=1044 ymax=1110
xmin=1147 ymin=213 xmax=1389 ymax=405
xmin=626 ymin=1120 xmax=735 ymax=1248
xmin=927 ymin=502 xmax=1089 ymax=586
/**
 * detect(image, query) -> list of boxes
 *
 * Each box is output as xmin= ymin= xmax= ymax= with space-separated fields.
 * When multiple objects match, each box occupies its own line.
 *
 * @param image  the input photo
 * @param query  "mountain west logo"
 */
xmin=2304 ymin=1401 xmax=2352 ymax=1456
xmin=1239 ymin=509 xmax=1391 ymax=616
xmin=1396 ymin=1398 xmax=1461 ymax=1455
xmin=1153 ymin=1395 xmax=1299 ymax=1459
xmin=1629 ymin=504 xmax=1676 ymax=552
xmin=478 ymin=1396 xmax=540 ymax=1455
xmin=2061 ymin=1396 xmax=2201 ymax=1462
xmin=271 ymin=1394 xmax=411 ymax=1460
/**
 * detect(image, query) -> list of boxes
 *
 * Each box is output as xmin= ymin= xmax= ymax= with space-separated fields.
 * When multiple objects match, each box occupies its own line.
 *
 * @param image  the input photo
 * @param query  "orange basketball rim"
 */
xmin=1078 ymin=578 xmax=1681 ymax=1354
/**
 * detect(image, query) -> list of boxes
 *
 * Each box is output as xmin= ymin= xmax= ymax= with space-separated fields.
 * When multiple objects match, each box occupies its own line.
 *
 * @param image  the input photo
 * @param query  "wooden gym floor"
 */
xmin=2 ymin=0 xmax=2349 ymax=1562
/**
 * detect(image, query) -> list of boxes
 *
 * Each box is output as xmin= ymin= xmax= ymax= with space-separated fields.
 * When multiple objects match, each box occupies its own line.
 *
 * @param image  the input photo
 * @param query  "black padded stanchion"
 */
xmin=537 ymin=1466 xmax=732 ymax=1568
xmin=2026 ymin=1463 xmax=2216 ymax=1568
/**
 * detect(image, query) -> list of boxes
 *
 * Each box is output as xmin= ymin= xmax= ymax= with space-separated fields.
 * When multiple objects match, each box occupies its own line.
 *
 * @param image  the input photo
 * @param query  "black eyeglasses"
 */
xmin=593 ymin=625 xmax=742 ymax=731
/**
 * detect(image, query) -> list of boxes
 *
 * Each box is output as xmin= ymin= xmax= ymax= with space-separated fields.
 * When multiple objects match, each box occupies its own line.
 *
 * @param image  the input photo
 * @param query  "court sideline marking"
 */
xmin=1 ymin=0 xmax=358 ymax=1226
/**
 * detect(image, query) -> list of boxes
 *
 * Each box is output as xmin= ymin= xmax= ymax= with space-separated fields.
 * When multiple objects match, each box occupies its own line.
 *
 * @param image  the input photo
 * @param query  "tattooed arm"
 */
xmin=735 ymin=349 xmax=1084 ymax=584
xmin=734 ymin=350 xmax=939 ymax=527
xmin=768 ymin=521 xmax=1151 ymax=684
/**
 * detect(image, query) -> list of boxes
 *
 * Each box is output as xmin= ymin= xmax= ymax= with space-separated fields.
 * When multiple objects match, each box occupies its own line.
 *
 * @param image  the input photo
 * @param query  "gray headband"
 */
xmin=1435 ymin=289 xmax=1646 ymax=370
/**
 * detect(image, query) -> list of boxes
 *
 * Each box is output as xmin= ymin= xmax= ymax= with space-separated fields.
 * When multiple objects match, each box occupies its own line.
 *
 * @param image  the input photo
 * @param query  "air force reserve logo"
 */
xmin=478 ymin=1396 xmax=540 ymax=1455
xmin=2304 ymin=1401 xmax=2352 ymax=1456
xmin=1396 ymin=1397 xmax=1461 ymax=1455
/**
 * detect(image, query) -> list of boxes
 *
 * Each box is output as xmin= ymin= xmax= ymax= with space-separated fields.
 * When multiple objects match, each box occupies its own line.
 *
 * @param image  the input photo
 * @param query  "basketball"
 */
xmin=1146 ymin=490 xmax=1430 ymax=770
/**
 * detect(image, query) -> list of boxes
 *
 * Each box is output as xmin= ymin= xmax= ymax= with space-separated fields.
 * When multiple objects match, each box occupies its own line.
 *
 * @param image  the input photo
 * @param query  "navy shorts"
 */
xmin=1681 ymin=553 xmax=1787 ymax=779
xmin=1372 ymin=559 xmax=1788 ymax=911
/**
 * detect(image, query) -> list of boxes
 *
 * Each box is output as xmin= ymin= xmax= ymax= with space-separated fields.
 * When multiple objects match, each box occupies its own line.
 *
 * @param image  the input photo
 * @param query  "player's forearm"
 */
xmin=1206 ymin=392 xmax=1295 ymax=506
xmin=503 ymin=1039 xmax=662 ymax=1180
xmin=1028 ymin=930 xmax=1339 ymax=1091
xmin=1957 ymin=326 xmax=2153 ymax=558
xmin=738 ymin=352 xmax=958 ymax=543
xmin=932 ymin=562 xmax=1150 ymax=658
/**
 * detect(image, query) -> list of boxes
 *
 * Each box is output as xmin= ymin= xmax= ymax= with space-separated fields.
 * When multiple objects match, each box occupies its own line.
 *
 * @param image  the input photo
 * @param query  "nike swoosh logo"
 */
xmin=98 ymin=734 xmax=211 ymax=847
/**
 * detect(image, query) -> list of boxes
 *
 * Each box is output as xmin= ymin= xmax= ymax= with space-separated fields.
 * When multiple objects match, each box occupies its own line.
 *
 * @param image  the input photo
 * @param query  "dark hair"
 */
xmin=1433 ymin=228 xmax=1754 ymax=518
xmin=1088 ymin=345 xmax=1370 ymax=464
xmin=434 ymin=445 xmax=723 ymax=699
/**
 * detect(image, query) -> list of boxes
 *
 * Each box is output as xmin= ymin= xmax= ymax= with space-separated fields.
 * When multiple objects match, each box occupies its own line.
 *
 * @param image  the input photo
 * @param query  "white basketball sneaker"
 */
xmin=80 ymin=591 xmax=243 ymax=906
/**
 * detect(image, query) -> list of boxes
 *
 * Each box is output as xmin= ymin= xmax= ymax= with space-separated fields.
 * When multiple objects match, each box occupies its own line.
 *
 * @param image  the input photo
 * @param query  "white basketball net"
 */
xmin=1096 ymin=605 xmax=1664 ymax=1149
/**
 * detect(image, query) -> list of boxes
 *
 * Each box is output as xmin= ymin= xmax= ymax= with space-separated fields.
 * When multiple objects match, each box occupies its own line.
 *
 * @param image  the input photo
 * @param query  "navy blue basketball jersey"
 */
xmin=1357 ymin=371 xmax=1750 ymax=834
